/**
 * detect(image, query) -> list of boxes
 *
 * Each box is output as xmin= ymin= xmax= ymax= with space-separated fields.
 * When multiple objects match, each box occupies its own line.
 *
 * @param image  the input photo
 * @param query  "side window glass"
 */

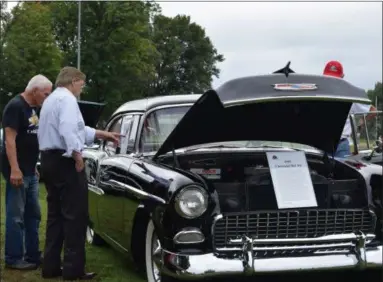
xmin=105 ymin=115 xmax=140 ymax=155
xmin=120 ymin=115 xmax=134 ymax=154
xmin=105 ymin=117 xmax=122 ymax=155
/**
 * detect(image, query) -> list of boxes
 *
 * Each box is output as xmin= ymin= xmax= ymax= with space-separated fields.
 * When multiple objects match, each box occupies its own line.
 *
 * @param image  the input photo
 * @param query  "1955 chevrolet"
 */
xmin=82 ymin=64 xmax=382 ymax=282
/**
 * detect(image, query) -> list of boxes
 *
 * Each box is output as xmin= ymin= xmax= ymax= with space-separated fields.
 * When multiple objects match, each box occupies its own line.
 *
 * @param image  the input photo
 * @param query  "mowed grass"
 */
xmin=1 ymin=180 xmax=381 ymax=282
xmin=0 ymin=179 xmax=145 ymax=282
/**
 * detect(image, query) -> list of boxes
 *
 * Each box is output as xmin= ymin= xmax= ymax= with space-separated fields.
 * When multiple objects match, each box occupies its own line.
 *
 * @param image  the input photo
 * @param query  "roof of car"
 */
xmin=112 ymin=94 xmax=202 ymax=116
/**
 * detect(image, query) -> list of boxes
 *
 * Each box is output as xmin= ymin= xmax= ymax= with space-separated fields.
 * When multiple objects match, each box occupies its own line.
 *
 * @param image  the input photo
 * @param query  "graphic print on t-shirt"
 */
xmin=27 ymin=109 xmax=39 ymax=134
xmin=1 ymin=95 xmax=40 ymax=177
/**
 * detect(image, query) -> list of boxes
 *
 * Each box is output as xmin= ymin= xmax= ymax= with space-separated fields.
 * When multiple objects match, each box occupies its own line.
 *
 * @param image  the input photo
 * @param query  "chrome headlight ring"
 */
xmin=174 ymin=185 xmax=208 ymax=219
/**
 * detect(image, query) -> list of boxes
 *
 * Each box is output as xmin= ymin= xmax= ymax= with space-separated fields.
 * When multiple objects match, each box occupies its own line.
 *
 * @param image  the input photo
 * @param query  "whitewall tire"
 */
xmin=145 ymin=220 xmax=179 ymax=282
xmin=145 ymin=220 xmax=162 ymax=282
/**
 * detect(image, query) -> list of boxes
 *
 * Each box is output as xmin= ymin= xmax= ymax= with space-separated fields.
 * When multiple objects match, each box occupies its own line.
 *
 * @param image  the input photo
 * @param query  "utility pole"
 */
xmin=376 ymin=96 xmax=378 ymax=139
xmin=77 ymin=0 xmax=82 ymax=100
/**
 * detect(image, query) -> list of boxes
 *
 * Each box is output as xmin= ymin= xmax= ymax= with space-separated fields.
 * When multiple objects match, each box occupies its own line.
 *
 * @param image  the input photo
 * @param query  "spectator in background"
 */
xmin=1 ymin=75 xmax=52 ymax=270
xmin=323 ymin=61 xmax=377 ymax=158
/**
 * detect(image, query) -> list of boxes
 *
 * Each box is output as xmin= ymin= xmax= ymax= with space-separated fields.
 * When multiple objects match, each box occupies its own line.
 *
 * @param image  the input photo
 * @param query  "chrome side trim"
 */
xmin=107 ymin=179 xmax=166 ymax=204
xmin=88 ymin=184 xmax=104 ymax=196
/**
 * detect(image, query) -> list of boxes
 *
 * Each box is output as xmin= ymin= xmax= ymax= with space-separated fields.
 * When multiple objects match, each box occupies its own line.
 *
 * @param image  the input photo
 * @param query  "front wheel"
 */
xmin=145 ymin=220 xmax=179 ymax=282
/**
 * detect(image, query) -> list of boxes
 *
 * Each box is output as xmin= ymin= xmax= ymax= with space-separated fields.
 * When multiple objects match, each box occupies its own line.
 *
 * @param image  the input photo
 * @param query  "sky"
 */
xmin=5 ymin=1 xmax=383 ymax=91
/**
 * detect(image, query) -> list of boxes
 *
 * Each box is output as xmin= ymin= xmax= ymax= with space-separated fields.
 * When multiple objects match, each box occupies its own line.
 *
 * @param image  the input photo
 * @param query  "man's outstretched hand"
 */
xmin=96 ymin=130 xmax=123 ymax=146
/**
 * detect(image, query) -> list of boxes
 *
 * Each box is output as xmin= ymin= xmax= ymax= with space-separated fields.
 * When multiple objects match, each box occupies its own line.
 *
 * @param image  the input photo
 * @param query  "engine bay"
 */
xmin=171 ymin=151 xmax=369 ymax=213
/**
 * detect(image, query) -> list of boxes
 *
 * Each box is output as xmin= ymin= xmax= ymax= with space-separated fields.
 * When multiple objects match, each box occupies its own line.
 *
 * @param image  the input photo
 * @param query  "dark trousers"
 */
xmin=41 ymin=150 xmax=88 ymax=278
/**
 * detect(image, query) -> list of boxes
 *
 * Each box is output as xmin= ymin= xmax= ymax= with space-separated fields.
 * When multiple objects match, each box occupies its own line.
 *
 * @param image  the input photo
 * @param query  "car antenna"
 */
xmin=273 ymin=61 xmax=295 ymax=78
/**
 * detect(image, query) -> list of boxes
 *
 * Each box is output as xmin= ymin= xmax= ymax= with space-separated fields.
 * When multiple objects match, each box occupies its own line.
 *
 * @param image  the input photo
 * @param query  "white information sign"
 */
xmin=266 ymin=151 xmax=317 ymax=209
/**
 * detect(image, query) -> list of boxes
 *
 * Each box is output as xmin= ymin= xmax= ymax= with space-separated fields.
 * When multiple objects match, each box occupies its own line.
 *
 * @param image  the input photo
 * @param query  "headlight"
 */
xmin=174 ymin=185 xmax=208 ymax=219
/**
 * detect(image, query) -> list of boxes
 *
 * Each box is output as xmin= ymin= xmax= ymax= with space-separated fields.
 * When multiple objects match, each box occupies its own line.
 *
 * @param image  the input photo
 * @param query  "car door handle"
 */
xmin=107 ymin=179 xmax=165 ymax=204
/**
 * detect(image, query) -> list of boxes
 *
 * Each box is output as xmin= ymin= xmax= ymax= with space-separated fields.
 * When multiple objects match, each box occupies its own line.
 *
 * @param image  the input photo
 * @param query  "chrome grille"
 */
xmin=212 ymin=209 xmax=376 ymax=250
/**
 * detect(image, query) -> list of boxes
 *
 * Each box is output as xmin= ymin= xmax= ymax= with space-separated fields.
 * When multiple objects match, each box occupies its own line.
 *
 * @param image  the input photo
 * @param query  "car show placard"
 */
xmin=266 ymin=151 xmax=317 ymax=209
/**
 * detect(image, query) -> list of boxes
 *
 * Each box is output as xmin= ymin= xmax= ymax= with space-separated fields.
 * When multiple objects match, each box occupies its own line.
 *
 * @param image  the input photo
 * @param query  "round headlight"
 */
xmin=175 ymin=185 xmax=208 ymax=219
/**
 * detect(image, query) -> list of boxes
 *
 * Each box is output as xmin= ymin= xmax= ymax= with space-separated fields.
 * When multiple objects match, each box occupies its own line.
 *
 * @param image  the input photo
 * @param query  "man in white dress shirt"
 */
xmin=38 ymin=67 xmax=120 ymax=280
xmin=323 ymin=61 xmax=376 ymax=158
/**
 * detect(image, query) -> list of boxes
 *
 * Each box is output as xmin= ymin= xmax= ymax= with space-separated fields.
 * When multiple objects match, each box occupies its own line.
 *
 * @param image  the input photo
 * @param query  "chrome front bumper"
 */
xmin=155 ymin=233 xmax=382 ymax=279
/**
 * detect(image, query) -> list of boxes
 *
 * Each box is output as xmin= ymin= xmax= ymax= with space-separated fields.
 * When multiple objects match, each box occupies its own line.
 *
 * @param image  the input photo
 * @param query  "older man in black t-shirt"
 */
xmin=1 ymin=75 xmax=52 ymax=270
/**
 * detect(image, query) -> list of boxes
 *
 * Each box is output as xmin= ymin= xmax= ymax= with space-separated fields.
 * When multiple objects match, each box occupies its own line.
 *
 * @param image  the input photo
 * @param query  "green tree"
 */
xmin=367 ymin=82 xmax=382 ymax=110
xmin=366 ymin=82 xmax=383 ymax=138
xmin=48 ymin=1 xmax=160 ymax=119
xmin=149 ymin=14 xmax=224 ymax=96
xmin=1 ymin=2 xmax=62 ymax=114
xmin=0 ymin=0 xmax=12 ymax=111
xmin=0 ymin=0 xmax=11 ymax=44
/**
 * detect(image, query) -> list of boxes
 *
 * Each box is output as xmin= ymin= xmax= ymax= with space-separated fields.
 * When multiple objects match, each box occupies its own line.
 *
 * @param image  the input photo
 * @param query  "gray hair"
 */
xmin=25 ymin=74 xmax=52 ymax=91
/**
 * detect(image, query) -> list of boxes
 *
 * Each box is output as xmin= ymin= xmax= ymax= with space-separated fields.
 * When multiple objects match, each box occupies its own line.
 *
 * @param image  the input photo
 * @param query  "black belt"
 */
xmin=340 ymin=138 xmax=348 ymax=142
xmin=41 ymin=149 xmax=66 ymax=155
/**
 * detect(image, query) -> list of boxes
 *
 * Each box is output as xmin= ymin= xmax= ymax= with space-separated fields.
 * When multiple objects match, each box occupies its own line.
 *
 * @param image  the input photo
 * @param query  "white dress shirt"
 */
xmin=38 ymin=87 xmax=96 ymax=157
xmin=341 ymin=103 xmax=371 ymax=140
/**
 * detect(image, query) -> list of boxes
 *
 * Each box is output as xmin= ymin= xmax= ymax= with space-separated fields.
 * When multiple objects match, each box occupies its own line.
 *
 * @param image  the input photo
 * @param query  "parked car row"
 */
xmin=80 ymin=63 xmax=382 ymax=282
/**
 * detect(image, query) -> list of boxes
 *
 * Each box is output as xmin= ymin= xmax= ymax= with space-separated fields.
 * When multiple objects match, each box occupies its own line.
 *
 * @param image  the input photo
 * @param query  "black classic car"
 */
xmin=348 ymin=111 xmax=382 ymax=166
xmin=83 ymin=66 xmax=382 ymax=282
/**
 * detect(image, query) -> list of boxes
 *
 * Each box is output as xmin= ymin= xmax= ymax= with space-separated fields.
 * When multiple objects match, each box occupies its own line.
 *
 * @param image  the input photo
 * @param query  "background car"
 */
xmin=81 ymin=65 xmax=382 ymax=282
xmin=348 ymin=111 xmax=382 ymax=166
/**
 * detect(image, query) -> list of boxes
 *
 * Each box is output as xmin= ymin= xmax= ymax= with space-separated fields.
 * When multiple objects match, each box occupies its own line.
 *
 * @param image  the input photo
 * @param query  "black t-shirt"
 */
xmin=1 ymin=94 xmax=39 ymax=178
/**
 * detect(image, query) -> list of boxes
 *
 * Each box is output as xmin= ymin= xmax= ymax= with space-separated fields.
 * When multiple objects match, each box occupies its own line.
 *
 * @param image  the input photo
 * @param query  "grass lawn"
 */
xmin=1 ymin=181 xmax=381 ymax=282
xmin=0 ymin=179 xmax=145 ymax=282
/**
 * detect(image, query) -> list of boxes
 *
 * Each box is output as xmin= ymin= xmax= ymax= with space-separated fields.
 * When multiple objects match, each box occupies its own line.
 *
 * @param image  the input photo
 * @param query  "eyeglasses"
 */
xmin=73 ymin=80 xmax=86 ymax=89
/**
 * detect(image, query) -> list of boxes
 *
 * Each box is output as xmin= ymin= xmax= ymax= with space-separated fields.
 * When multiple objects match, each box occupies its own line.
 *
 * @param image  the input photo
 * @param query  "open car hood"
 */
xmin=78 ymin=100 xmax=106 ymax=128
xmin=153 ymin=73 xmax=371 ymax=159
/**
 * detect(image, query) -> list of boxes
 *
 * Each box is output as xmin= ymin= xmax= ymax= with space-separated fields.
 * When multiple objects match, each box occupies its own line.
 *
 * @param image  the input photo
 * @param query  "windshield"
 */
xmin=140 ymin=106 xmax=317 ymax=153
xmin=141 ymin=106 xmax=189 ymax=153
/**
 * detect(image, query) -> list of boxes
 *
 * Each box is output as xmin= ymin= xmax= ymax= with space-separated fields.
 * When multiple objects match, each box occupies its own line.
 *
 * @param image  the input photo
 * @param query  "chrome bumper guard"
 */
xmin=155 ymin=232 xmax=382 ymax=279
